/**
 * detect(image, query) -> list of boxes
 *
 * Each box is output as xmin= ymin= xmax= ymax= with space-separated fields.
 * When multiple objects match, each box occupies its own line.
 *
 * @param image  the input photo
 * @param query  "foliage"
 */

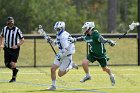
xmin=0 ymin=0 xmax=138 ymax=34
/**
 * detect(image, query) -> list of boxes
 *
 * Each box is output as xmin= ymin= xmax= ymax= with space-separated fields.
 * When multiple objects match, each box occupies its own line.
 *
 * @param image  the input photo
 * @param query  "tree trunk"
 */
xmin=108 ymin=0 xmax=117 ymax=33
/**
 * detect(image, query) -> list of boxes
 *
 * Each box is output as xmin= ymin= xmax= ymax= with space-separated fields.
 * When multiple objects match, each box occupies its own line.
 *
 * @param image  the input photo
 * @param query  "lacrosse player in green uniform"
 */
xmin=69 ymin=22 xmax=116 ymax=86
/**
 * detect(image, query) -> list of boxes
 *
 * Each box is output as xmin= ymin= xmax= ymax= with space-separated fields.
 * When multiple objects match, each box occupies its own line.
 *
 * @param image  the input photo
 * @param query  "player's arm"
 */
xmin=0 ymin=29 xmax=4 ymax=51
xmin=0 ymin=37 xmax=4 ymax=52
xmin=17 ymin=38 xmax=24 ymax=47
xmin=68 ymin=36 xmax=85 ymax=43
xmin=98 ymin=35 xmax=116 ymax=46
xmin=48 ymin=38 xmax=57 ymax=46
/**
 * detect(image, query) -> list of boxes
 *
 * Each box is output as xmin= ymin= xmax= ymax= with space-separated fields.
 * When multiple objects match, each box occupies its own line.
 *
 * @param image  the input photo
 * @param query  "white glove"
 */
xmin=55 ymin=52 xmax=63 ymax=61
xmin=129 ymin=22 xmax=139 ymax=30
xmin=108 ymin=40 xmax=116 ymax=47
xmin=68 ymin=37 xmax=76 ymax=43
xmin=47 ymin=37 xmax=53 ymax=43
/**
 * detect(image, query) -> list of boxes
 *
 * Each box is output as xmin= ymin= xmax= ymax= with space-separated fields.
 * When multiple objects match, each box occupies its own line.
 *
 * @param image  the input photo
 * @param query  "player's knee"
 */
xmin=50 ymin=67 xmax=56 ymax=73
xmin=58 ymin=71 xmax=65 ymax=77
xmin=102 ymin=67 xmax=109 ymax=72
xmin=6 ymin=63 xmax=11 ymax=69
xmin=58 ymin=73 xmax=63 ymax=77
xmin=82 ymin=60 xmax=88 ymax=66
xmin=102 ymin=67 xmax=107 ymax=71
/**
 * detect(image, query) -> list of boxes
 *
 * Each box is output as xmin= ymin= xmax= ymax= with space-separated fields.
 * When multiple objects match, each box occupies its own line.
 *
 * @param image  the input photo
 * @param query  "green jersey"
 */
xmin=84 ymin=30 xmax=106 ymax=57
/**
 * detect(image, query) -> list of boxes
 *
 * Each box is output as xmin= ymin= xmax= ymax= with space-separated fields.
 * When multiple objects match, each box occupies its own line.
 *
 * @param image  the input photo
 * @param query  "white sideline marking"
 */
xmin=0 ymin=72 xmax=138 ymax=76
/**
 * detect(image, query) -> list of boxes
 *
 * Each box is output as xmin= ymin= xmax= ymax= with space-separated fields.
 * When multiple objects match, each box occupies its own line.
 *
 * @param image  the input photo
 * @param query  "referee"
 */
xmin=0 ymin=17 xmax=24 ymax=82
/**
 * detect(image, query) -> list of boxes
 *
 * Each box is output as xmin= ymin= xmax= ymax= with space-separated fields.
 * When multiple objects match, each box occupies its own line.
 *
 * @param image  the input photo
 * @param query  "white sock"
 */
xmin=52 ymin=80 xmax=56 ymax=86
xmin=86 ymin=73 xmax=90 ymax=77
xmin=110 ymin=73 xmax=114 ymax=77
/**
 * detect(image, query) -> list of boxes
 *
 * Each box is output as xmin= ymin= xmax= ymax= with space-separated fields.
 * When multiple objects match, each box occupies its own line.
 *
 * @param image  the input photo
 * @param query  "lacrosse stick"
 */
xmin=115 ymin=21 xmax=139 ymax=43
xmin=38 ymin=25 xmax=57 ymax=55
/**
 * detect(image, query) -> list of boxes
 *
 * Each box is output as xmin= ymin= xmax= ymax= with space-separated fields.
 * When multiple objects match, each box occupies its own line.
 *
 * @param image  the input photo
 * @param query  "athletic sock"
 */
xmin=12 ymin=68 xmax=18 ymax=77
xmin=86 ymin=73 xmax=90 ymax=77
xmin=52 ymin=80 xmax=56 ymax=86
xmin=110 ymin=73 xmax=114 ymax=77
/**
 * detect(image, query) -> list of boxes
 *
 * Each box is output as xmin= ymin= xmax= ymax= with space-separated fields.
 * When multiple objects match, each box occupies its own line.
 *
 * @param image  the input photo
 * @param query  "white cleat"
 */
xmin=72 ymin=63 xmax=78 ymax=69
xmin=47 ymin=85 xmax=56 ymax=90
xmin=110 ymin=74 xmax=115 ymax=86
xmin=80 ymin=76 xmax=91 ymax=83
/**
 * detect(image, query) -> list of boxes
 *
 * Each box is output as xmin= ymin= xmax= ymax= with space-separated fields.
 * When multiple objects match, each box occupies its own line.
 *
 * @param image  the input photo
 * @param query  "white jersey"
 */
xmin=56 ymin=30 xmax=75 ymax=56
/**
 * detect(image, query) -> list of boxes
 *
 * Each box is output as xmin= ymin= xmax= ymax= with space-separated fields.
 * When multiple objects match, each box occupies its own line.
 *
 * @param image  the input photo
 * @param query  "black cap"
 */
xmin=7 ymin=17 xmax=14 ymax=21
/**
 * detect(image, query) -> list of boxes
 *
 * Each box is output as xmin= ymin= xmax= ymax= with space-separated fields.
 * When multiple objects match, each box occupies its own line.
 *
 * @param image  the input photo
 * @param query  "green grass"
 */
xmin=0 ymin=38 xmax=137 ymax=67
xmin=0 ymin=66 xmax=140 ymax=93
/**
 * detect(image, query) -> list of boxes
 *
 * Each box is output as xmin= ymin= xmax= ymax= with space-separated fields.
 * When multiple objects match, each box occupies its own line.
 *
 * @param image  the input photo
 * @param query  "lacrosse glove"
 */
xmin=68 ymin=37 xmax=77 ymax=43
xmin=55 ymin=52 xmax=63 ymax=61
xmin=108 ymin=40 xmax=116 ymax=47
xmin=47 ymin=37 xmax=53 ymax=44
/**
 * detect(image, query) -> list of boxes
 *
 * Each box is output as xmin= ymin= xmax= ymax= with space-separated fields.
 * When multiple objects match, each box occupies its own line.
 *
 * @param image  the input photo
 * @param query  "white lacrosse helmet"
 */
xmin=54 ymin=21 xmax=65 ymax=32
xmin=82 ymin=22 xmax=95 ymax=33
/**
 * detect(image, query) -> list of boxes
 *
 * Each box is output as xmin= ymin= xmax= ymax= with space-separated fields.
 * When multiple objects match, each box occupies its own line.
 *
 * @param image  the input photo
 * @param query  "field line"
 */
xmin=0 ymin=72 xmax=138 ymax=76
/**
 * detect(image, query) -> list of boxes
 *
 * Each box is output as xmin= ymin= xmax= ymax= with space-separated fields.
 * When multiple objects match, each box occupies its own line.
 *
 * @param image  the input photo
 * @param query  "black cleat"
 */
xmin=9 ymin=78 xmax=16 ymax=83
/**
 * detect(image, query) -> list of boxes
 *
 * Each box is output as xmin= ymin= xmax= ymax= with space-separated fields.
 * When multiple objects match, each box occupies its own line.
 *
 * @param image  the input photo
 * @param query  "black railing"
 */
xmin=24 ymin=34 xmax=138 ymax=67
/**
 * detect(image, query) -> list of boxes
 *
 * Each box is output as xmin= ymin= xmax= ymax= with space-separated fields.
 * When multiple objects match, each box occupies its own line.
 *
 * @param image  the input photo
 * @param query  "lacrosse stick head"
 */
xmin=38 ymin=25 xmax=45 ymax=35
xmin=129 ymin=22 xmax=140 ymax=30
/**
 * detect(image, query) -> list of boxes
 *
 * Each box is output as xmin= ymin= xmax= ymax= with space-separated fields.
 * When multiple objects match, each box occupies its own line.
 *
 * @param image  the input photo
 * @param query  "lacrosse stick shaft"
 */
xmin=115 ymin=29 xmax=131 ymax=43
xmin=43 ymin=33 xmax=57 ymax=55
xmin=46 ymin=37 xmax=57 ymax=55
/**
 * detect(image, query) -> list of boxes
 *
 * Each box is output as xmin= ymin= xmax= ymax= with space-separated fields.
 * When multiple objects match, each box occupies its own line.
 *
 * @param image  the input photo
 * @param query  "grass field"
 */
xmin=0 ymin=66 xmax=140 ymax=93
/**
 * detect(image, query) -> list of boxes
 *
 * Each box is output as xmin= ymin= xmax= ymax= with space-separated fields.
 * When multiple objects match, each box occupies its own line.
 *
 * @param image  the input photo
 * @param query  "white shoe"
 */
xmin=72 ymin=63 xmax=78 ymax=69
xmin=110 ymin=74 xmax=115 ymax=86
xmin=47 ymin=85 xmax=56 ymax=90
xmin=80 ymin=76 xmax=91 ymax=83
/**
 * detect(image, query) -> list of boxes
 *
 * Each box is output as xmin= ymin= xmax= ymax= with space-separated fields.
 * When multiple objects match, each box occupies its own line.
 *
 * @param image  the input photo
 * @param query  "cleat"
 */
xmin=72 ymin=63 xmax=78 ymax=69
xmin=47 ymin=85 xmax=56 ymax=90
xmin=80 ymin=76 xmax=91 ymax=83
xmin=110 ymin=74 xmax=115 ymax=86
xmin=9 ymin=78 xmax=16 ymax=83
xmin=9 ymin=69 xmax=19 ymax=83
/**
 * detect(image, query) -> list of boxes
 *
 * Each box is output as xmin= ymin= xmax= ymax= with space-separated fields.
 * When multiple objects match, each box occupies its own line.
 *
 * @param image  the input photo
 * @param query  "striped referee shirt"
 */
xmin=0 ymin=26 xmax=24 ymax=48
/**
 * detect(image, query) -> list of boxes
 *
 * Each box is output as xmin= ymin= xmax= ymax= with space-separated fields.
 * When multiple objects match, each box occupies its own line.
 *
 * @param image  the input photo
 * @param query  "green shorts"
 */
xmin=87 ymin=53 xmax=109 ymax=67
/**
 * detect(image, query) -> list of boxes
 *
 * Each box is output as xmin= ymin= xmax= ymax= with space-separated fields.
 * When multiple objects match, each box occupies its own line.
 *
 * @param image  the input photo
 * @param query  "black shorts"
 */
xmin=4 ymin=47 xmax=20 ymax=66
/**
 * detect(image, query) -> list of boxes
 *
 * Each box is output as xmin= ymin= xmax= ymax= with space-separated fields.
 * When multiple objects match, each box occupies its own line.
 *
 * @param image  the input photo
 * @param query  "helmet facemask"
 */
xmin=54 ymin=21 xmax=65 ymax=32
xmin=82 ymin=22 xmax=95 ymax=35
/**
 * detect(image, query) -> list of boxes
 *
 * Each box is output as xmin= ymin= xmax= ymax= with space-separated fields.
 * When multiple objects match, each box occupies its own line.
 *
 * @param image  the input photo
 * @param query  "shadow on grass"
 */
xmin=0 ymin=80 xmax=107 ymax=93
xmin=24 ymin=88 xmax=107 ymax=93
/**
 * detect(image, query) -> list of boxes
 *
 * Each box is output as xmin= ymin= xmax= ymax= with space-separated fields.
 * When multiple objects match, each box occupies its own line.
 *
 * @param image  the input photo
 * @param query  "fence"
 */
xmin=0 ymin=34 xmax=138 ymax=67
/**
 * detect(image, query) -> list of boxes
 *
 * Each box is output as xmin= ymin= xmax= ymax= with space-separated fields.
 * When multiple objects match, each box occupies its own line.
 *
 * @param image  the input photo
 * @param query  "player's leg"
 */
xmin=4 ymin=48 xmax=19 ymax=83
xmin=9 ymin=62 xmax=19 ymax=83
xmin=102 ymin=66 xmax=115 ymax=86
xmin=72 ymin=62 xmax=78 ymax=69
xmin=98 ymin=57 xmax=115 ymax=86
xmin=48 ymin=64 xmax=59 ymax=90
xmin=80 ymin=58 xmax=91 ymax=82
xmin=71 ymin=55 xmax=78 ymax=69
xmin=9 ymin=48 xmax=20 ymax=83
xmin=58 ymin=56 xmax=73 ymax=77
xmin=80 ymin=53 xmax=96 ymax=82
xmin=48 ymin=59 xmax=59 ymax=90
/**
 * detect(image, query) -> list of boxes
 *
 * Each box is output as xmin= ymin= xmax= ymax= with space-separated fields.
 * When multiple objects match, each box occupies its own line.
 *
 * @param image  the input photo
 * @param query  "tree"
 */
xmin=108 ymin=0 xmax=117 ymax=33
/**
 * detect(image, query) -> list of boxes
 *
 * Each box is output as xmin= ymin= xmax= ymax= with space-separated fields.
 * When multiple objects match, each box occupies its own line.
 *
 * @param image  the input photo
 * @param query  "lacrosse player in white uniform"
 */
xmin=47 ymin=21 xmax=78 ymax=90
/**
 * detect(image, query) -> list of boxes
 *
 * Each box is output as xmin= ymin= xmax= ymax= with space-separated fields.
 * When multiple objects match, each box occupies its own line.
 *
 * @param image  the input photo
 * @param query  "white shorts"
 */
xmin=53 ymin=55 xmax=73 ymax=71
